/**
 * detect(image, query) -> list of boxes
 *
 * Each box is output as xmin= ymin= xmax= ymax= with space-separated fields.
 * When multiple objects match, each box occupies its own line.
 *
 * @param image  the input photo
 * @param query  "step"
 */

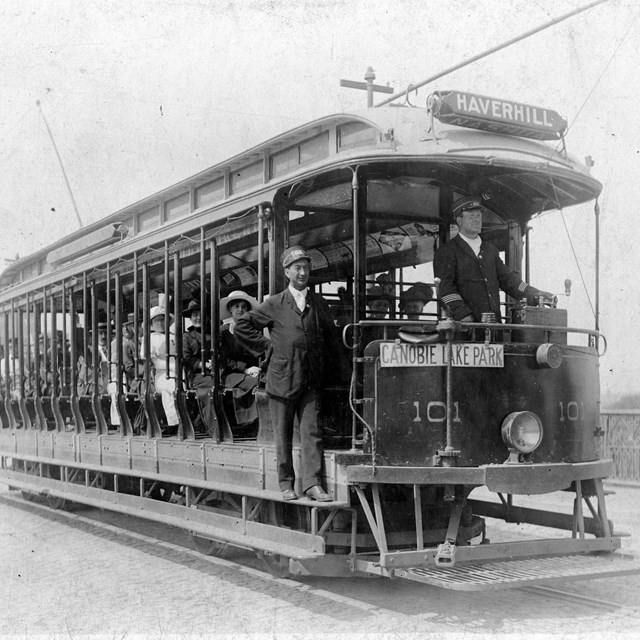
xmin=395 ymin=553 xmax=640 ymax=591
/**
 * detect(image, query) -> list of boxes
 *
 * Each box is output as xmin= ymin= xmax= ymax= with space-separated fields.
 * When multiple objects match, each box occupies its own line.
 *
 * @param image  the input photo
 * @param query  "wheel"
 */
xmin=187 ymin=489 xmax=240 ymax=556
xmin=190 ymin=534 xmax=229 ymax=557
xmin=45 ymin=494 xmax=67 ymax=510
xmin=256 ymin=550 xmax=291 ymax=578
xmin=144 ymin=482 xmax=173 ymax=502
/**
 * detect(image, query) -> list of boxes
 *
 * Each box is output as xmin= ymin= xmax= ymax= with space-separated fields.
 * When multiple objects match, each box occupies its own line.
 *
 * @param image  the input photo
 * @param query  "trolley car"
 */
xmin=0 ymin=89 xmax=634 ymax=589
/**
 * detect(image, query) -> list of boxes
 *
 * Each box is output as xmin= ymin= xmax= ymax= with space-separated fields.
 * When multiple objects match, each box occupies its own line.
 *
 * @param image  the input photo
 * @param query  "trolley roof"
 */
xmin=0 ymin=100 xmax=601 ymax=293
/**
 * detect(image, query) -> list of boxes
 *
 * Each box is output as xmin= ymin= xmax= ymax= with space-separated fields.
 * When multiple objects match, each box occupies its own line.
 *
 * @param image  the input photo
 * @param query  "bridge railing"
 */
xmin=599 ymin=410 xmax=640 ymax=484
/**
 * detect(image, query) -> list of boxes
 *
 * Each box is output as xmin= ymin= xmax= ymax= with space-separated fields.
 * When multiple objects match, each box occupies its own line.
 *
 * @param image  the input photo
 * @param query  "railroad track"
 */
xmin=520 ymin=584 xmax=635 ymax=613
xmin=3 ymin=489 xmax=639 ymax=620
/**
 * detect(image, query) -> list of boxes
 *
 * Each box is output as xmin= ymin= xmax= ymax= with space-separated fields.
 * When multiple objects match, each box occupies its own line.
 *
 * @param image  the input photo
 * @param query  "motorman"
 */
xmin=434 ymin=196 xmax=553 ymax=322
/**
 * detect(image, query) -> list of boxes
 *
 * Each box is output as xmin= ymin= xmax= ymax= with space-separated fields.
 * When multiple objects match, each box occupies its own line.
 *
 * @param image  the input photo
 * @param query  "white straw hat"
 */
xmin=149 ymin=306 xmax=173 ymax=322
xmin=219 ymin=290 xmax=258 ymax=321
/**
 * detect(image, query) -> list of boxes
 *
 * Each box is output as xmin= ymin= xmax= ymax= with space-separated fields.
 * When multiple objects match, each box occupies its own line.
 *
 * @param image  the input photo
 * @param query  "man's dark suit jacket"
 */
xmin=434 ymin=234 xmax=540 ymax=322
xmin=233 ymin=288 xmax=341 ymax=400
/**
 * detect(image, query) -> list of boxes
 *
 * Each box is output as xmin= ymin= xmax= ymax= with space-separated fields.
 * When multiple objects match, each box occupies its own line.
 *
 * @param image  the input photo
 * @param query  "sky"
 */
xmin=0 ymin=0 xmax=638 ymax=403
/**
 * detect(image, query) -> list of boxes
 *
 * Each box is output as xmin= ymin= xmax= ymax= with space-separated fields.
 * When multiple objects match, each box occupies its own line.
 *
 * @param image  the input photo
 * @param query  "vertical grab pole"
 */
xmin=594 ymin=199 xmax=600 ymax=343
xmin=49 ymin=293 xmax=58 ymax=401
xmin=33 ymin=296 xmax=46 ymax=430
xmin=69 ymin=285 xmax=84 ymax=433
xmin=10 ymin=300 xmax=16 ymax=408
xmin=142 ymin=262 xmax=161 ymax=438
xmin=50 ymin=291 xmax=64 ymax=431
xmin=106 ymin=263 xmax=112 ymax=383
xmin=210 ymin=240 xmax=220 ymax=392
xmin=210 ymin=239 xmax=232 ymax=442
xmin=26 ymin=294 xmax=34 ymax=425
xmin=61 ymin=281 xmax=68 ymax=394
xmin=257 ymin=204 xmax=267 ymax=302
xmin=90 ymin=282 xmax=108 ymax=435
xmin=174 ymin=252 xmax=194 ymax=440
xmin=199 ymin=229 xmax=207 ymax=374
xmin=42 ymin=288 xmax=48 ymax=402
xmin=17 ymin=303 xmax=31 ymax=429
xmin=350 ymin=169 xmax=360 ymax=452
xmin=445 ymin=330 xmax=454 ymax=453
xmin=133 ymin=252 xmax=140 ymax=382
xmin=3 ymin=309 xmax=16 ymax=429
xmin=82 ymin=274 xmax=88 ymax=390
xmin=114 ymin=272 xmax=132 ymax=436
xmin=525 ymin=226 xmax=531 ymax=284
xmin=350 ymin=167 xmax=366 ymax=452
xmin=434 ymin=277 xmax=458 ymax=500
xmin=164 ymin=241 xmax=171 ymax=380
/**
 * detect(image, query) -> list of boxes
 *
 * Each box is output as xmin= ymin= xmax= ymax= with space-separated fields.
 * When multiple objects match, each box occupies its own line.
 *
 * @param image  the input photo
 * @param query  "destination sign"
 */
xmin=379 ymin=342 xmax=504 ymax=368
xmin=431 ymin=90 xmax=567 ymax=141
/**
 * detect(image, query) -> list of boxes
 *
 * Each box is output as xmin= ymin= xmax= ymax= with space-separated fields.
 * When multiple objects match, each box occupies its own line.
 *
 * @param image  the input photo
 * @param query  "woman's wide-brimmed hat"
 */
xmin=149 ymin=306 xmax=173 ymax=322
xmin=219 ymin=290 xmax=258 ymax=321
xmin=181 ymin=299 xmax=201 ymax=318
xmin=399 ymin=282 xmax=433 ymax=310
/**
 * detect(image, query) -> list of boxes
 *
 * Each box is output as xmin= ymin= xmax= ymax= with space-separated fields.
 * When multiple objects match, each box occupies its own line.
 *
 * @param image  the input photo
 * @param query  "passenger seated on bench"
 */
xmin=143 ymin=306 xmax=179 ymax=433
xmin=0 ymin=341 xmax=22 ymax=401
xmin=78 ymin=322 xmax=109 ymax=395
xmin=181 ymin=299 xmax=214 ymax=435
xmin=399 ymin=282 xmax=434 ymax=320
xmin=108 ymin=315 xmax=139 ymax=426
xmin=219 ymin=290 xmax=260 ymax=426
xmin=366 ymin=284 xmax=390 ymax=320
xmin=360 ymin=285 xmax=391 ymax=346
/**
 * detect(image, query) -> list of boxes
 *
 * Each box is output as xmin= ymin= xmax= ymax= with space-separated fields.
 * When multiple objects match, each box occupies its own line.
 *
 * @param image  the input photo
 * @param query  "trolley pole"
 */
xmin=37 ymin=100 xmax=84 ymax=228
xmin=340 ymin=67 xmax=394 ymax=107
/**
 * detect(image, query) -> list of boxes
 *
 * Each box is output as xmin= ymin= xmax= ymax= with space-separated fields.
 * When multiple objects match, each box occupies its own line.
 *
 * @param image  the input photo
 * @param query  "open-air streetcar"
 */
xmin=0 ymin=88 xmax=636 ymax=590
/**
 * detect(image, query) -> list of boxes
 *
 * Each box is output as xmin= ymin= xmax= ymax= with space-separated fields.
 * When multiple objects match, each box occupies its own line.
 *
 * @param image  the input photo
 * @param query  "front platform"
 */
xmin=395 ymin=552 xmax=640 ymax=591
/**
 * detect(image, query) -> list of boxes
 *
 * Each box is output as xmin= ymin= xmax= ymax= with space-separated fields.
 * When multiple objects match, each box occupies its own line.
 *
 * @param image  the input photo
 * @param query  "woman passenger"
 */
xmin=145 ymin=306 xmax=179 ymax=434
xmin=219 ymin=290 xmax=260 ymax=426
xmin=182 ymin=300 xmax=214 ymax=434
xmin=399 ymin=282 xmax=434 ymax=320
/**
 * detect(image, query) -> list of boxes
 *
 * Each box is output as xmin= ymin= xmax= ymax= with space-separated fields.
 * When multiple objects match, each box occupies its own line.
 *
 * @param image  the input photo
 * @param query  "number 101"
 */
xmin=413 ymin=401 xmax=462 ymax=423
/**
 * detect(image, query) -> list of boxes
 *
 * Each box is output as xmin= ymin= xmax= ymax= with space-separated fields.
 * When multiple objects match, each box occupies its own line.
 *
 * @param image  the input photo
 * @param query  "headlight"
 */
xmin=501 ymin=411 xmax=543 ymax=454
xmin=536 ymin=343 xmax=563 ymax=369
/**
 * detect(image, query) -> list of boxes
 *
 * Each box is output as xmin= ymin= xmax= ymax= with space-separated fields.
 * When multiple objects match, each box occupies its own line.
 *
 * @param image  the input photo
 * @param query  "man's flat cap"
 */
xmin=281 ymin=245 xmax=311 ymax=269
xmin=452 ymin=196 xmax=492 ymax=217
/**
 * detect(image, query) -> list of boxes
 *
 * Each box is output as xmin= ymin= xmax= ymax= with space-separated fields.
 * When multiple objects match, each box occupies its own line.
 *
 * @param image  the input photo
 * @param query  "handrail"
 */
xmin=352 ymin=318 xmax=602 ymax=335
xmin=343 ymin=319 xmax=606 ymax=354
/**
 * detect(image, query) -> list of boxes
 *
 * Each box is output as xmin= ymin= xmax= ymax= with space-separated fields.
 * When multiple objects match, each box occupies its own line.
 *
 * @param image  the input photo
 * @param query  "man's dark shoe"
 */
xmin=282 ymin=488 xmax=298 ymax=501
xmin=305 ymin=486 xmax=332 ymax=502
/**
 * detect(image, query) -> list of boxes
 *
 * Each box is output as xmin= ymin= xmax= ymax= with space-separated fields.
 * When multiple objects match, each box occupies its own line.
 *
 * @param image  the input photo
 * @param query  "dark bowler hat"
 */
xmin=452 ymin=196 xmax=492 ymax=218
xmin=366 ymin=285 xmax=388 ymax=303
xmin=89 ymin=321 xmax=111 ymax=334
xmin=400 ymin=283 xmax=433 ymax=309
xmin=281 ymin=245 xmax=311 ymax=269
xmin=182 ymin=299 xmax=201 ymax=318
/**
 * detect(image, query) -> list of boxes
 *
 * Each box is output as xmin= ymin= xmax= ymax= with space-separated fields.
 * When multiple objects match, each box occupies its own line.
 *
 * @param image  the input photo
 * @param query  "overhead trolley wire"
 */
xmin=558 ymin=6 xmax=640 ymax=144
xmin=560 ymin=209 xmax=596 ymax=319
xmin=375 ymin=0 xmax=610 ymax=107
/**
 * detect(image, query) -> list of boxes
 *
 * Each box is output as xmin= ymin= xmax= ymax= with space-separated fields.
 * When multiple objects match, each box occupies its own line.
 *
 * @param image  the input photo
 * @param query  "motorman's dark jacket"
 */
xmin=433 ymin=234 xmax=540 ymax=322
xmin=233 ymin=289 xmax=344 ymax=400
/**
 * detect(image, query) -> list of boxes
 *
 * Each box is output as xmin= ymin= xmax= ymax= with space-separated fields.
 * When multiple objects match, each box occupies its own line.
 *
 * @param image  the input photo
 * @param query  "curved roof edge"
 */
xmin=0 ymin=104 xmax=597 ymax=286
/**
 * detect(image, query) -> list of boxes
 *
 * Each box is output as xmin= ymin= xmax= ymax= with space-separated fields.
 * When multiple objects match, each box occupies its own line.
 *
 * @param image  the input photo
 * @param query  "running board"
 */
xmin=394 ymin=553 xmax=640 ymax=591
